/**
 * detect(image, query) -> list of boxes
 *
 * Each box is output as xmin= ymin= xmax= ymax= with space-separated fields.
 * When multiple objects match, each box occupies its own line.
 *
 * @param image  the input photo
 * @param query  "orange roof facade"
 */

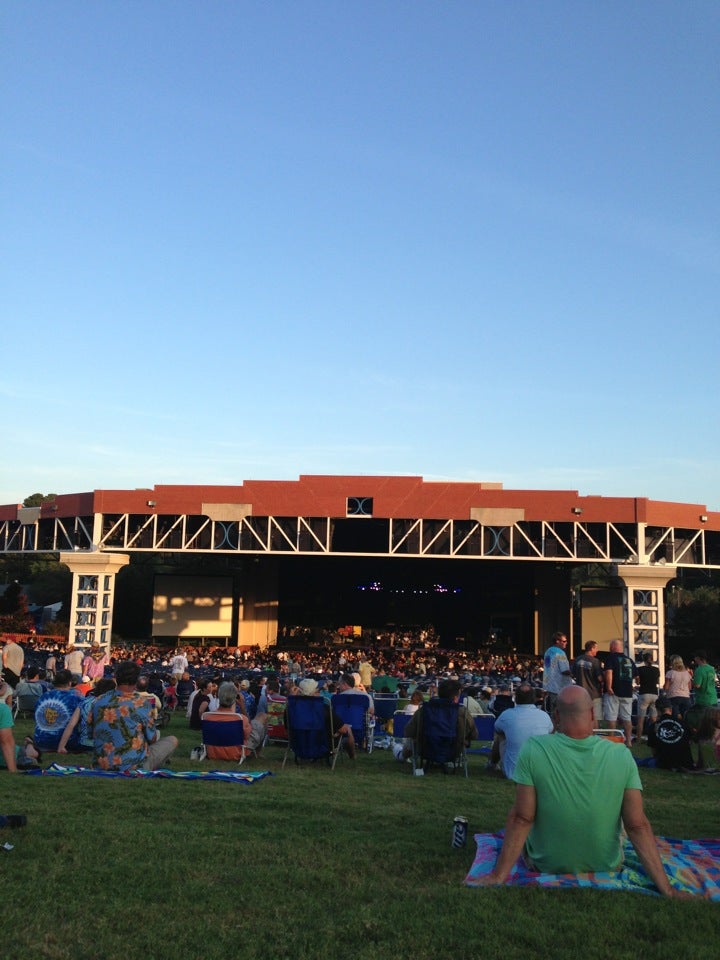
xmin=2 ymin=475 xmax=719 ymax=530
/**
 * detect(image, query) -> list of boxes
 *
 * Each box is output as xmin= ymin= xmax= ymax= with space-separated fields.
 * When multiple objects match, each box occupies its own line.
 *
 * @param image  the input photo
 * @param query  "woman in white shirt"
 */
xmin=664 ymin=655 xmax=693 ymax=719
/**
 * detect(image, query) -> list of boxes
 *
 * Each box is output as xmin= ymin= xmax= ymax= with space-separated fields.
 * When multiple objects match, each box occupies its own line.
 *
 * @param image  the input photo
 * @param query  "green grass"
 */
xmin=3 ymin=717 xmax=719 ymax=960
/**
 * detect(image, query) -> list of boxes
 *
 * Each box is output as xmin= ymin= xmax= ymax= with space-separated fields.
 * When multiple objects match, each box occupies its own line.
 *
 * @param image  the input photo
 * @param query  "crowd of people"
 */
xmin=1 ymin=628 xmax=718 ymax=897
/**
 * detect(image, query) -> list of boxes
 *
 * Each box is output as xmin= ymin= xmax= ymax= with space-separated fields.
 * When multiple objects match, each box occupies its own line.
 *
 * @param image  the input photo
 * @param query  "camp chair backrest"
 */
xmin=332 ymin=693 xmax=371 ymax=745
xmin=266 ymin=696 xmax=288 ymax=741
xmin=201 ymin=713 xmax=248 ymax=762
xmin=285 ymin=695 xmax=333 ymax=763
xmin=392 ymin=711 xmax=411 ymax=739
xmin=474 ymin=714 xmax=496 ymax=742
xmin=373 ymin=693 xmax=399 ymax=723
xmin=15 ymin=692 xmax=41 ymax=717
xmin=419 ymin=699 xmax=462 ymax=765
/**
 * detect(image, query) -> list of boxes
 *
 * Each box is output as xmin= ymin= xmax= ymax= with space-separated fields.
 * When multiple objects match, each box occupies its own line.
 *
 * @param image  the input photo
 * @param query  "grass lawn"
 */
xmin=3 ymin=716 xmax=719 ymax=960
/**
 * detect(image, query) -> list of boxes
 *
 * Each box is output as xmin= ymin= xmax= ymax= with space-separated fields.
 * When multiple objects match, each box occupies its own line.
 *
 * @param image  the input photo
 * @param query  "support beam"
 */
xmin=612 ymin=564 xmax=676 ymax=676
xmin=59 ymin=551 xmax=130 ymax=654
xmin=237 ymin=558 xmax=279 ymax=651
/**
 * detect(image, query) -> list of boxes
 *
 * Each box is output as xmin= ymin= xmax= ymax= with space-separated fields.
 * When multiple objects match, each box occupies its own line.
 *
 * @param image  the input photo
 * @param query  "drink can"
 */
xmin=452 ymin=815 xmax=468 ymax=848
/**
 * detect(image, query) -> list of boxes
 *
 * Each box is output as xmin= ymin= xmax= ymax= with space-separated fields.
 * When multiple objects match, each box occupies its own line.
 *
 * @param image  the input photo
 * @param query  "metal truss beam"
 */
xmin=1 ymin=513 xmax=719 ymax=568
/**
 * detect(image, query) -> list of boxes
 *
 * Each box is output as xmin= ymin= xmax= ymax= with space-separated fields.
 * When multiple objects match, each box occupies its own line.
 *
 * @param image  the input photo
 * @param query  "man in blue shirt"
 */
xmin=490 ymin=683 xmax=553 ymax=779
xmin=89 ymin=661 xmax=177 ymax=771
xmin=542 ymin=632 xmax=573 ymax=715
xmin=33 ymin=670 xmax=83 ymax=753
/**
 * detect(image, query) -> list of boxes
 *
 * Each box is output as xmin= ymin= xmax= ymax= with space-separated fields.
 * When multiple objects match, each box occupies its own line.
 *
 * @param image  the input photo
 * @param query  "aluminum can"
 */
xmin=452 ymin=815 xmax=468 ymax=848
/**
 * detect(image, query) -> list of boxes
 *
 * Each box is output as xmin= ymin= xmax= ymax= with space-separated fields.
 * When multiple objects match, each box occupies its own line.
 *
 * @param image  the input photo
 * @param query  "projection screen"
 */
xmin=152 ymin=575 xmax=233 ymax=638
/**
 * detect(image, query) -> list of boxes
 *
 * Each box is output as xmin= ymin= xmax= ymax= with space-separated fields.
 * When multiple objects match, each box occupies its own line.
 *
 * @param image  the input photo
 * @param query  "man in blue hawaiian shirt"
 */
xmin=89 ymin=661 xmax=177 ymax=771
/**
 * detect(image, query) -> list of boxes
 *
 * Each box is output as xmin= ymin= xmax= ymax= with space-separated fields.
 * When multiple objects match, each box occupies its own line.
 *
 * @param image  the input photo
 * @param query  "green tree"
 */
xmin=668 ymin=584 xmax=720 ymax=662
xmin=22 ymin=493 xmax=57 ymax=507
xmin=0 ymin=580 xmax=34 ymax=633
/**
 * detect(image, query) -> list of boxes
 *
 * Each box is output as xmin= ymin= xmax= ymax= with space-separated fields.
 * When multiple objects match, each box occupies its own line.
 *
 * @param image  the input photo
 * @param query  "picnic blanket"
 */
xmin=464 ymin=832 xmax=720 ymax=899
xmin=24 ymin=762 xmax=271 ymax=784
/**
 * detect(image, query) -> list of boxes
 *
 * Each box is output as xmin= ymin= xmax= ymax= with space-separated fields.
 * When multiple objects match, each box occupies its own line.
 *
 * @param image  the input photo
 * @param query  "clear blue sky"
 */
xmin=2 ymin=2 xmax=719 ymax=508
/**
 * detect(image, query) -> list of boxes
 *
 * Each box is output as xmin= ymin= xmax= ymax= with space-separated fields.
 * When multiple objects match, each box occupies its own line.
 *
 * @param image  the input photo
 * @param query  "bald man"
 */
xmin=476 ymin=686 xmax=690 ymax=898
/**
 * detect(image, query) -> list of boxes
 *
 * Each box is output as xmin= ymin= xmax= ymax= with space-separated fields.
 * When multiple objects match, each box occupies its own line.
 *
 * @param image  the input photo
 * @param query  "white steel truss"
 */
xmin=1 ymin=513 xmax=718 ymax=568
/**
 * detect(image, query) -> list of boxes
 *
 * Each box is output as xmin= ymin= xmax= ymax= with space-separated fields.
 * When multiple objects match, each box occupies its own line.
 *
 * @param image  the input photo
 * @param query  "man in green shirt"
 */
xmin=691 ymin=651 xmax=718 ymax=708
xmin=475 ymin=686 xmax=691 ymax=898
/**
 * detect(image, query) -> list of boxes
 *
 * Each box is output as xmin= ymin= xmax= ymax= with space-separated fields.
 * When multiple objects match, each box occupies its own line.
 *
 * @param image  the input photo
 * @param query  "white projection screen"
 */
xmin=152 ymin=576 xmax=233 ymax=639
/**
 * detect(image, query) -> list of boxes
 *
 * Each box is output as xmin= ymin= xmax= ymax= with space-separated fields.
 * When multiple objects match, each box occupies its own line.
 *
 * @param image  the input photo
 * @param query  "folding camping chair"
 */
xmin=392 ymin=710 xmax=411 ymax=742
xmin=13 ymin=690 xmax=41 ymax=720
xmin=282 ymin=695 xmax=340 ymax=770
xmin=412 ymin=698 xmax=468 ymax=777
xmin=373 ymin=693 xmax=399 ymax=739
xmin=474 ymin=714 xmax=496 ymax=743
xmin=594 ymin=728 xmax=626 ymax=744
xmin=264 ymin=695 xmax=289 ymax=749
xmin=200 ymin=714 xmax=258 ymax=766
xmin=332 ymin=692 xmax=374 ymax=754
xmin=467 ymin=713 xmax=496 ymax=757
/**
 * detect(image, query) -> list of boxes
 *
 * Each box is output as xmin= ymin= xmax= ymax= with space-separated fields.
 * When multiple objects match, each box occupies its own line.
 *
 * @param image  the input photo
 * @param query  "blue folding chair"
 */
xmin=283 ymin=695 xmax=339 ymax=770
xmin=467 ymin=713 xmax=496 ymax=756
xmin=373 ymin=693 xmax=399 ymax=734
xmin=413 ymin=699 xmax=468 ymax=777
xmin=332 ymin=693 xmax=374 ymax=754
xmin=392 ymin=711 xmax=411 ymax=741
xmin=474 ymin=714 xmax=496 ymax=742
xmin=201 ymin=713 xmax=254 ymax=765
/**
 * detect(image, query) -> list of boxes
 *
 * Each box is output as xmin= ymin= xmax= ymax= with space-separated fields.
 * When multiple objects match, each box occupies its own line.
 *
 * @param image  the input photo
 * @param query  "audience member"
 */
xmin=63 ymin=645 xmax=84 ymax=681
xmin=295 ymin=678 xmax=356 ymax=759
xmin=572 ymin=640 xmax=604 ymax=724
xmin=403 ymin=689 xmax=424 ymax=715
xmin=0 ymin=678 xmax=14 ymax=708
xmin=646 ymin=696 xmax=697 ymax=771
xmin=189 ymin=679 xmax=215 ymax=730
xmin=88 ymin=661 xmax=177 ymax=771
xmin=202 ymin=681 xmax=268 ymax=760
xmin=603 ymin=639 xmax=637 ymax=747
xmin=542 ymin=631 xmax=572 ymax=714
xmin=474 ymin=686 xmax=691 ymax=898
xmin=663 ymin=656 xmax=693 ymax=720
xmin=0 ymin=700 xmax=41 ymax=771
xmin=170 ymin=648 xmax=189 ymax=683
xmin=57 ymin=678 xmax=117 ymax=754
xmin=635 ymin=652 xmax=660 ymax=741
xmin=488 ymin=683 xmax=553 ymax=778
xmin=33 ymin=669 xmax=83 ymax=753
xmin=691 ymin=652 xmax=718 ymax=709
xmin=396 ymin=679 xmax=475 ymax=762
xmin=238 ymin=679 xmax=257 ymax=719
xmin=2 ymin=637 xmax=24 ymax=688
xmin=492 ymin=684 xmax=515 ymax=718
xmin=460 ymin=687 xmax=490 ymax=717
xmin=82 ymin=641 xmax=110 ymax=681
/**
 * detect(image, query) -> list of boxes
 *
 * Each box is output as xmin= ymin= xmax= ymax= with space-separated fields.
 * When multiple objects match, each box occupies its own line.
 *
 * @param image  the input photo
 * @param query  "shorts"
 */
xmin=636 ymin=693 xmax=658 ymax=721
xmin=143 ymin=735 xmax=178 ymax=771
xmin=603 ymin=694 xmax=633 ymax=723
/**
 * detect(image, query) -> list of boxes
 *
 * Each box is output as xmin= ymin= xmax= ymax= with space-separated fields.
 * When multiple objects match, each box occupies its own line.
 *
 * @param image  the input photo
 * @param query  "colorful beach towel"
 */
xmin=464 ymin=832 xmax=720 ymax=899
xmin=24 ymin=762 xmax=271 ymax=784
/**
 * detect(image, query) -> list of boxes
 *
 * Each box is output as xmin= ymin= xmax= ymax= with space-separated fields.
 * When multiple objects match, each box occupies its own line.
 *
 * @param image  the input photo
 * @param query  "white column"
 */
xmin=59 ymin=552 xmax=130 ymax=653
xmin=612 ymin=564 xmax=676 ymax=677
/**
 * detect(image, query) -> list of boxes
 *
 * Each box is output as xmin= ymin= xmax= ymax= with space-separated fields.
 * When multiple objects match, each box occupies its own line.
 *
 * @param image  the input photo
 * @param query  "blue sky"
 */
xmin=2 ymin=2 xmax=719 ymax=509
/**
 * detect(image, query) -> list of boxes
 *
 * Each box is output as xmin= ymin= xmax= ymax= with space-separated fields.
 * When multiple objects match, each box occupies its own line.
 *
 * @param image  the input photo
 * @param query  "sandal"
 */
xmin=23 ymin=737 xmax=42 ymax=762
